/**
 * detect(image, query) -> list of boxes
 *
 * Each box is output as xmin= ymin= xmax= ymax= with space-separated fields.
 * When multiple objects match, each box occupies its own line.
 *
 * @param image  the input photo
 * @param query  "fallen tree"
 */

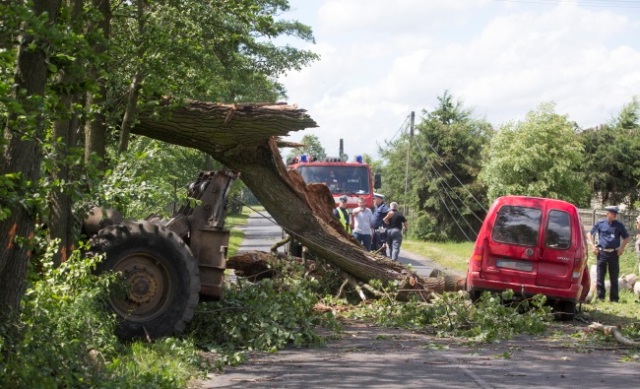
xmin=133 ymin=99 xmax=465 ymax=295
xmin=588 ymin=322 xmax=640 ymax=347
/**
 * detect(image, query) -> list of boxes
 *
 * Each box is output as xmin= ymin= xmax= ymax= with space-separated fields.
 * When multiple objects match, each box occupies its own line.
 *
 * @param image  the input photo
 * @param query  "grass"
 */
xmin=402 ymin=239 xmax=474 ymax=273
xmin=617 ymin=249 xmax=639 ymax=276
xmin=225 ymin=206 xmax=259 ymax=257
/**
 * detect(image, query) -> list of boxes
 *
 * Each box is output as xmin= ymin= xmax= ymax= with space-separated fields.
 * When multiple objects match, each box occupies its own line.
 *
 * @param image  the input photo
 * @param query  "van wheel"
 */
xmin=554 ymin=300 xmax=576 ymax=321
xmin=469 ymin=290 xmax=482 ymax=302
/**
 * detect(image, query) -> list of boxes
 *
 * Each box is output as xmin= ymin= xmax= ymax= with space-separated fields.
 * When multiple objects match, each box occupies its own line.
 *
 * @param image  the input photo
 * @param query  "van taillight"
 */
xmin=470 ymin=246 xmax=483 ymax=271
xmin=572 ymin=258 xmax=582 ymax=279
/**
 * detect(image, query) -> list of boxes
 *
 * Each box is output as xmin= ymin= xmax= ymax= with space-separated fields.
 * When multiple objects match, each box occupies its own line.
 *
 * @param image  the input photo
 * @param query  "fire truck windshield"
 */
xmin=296 ymin=165 xmax=371 ymax=195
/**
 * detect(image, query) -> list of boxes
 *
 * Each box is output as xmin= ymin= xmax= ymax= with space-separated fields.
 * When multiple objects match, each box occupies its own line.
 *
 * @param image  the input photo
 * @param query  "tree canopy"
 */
xmin=0 ymin=0 xmax=319 ymax=320
xmin=480 ymin=102 xmax=589 ymax=206
xmin=580 ymin=97 xmax=640 ymax=206
xmin=380 ymin=91 xmax=492 ymax=241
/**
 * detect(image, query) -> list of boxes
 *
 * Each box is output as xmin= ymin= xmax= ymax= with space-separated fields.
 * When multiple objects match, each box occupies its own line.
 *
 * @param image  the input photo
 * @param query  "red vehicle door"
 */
xmin=480 ymin=198 xmax=543 ymax=287
xmin=536 ymin=207 xmax=575 ymax=289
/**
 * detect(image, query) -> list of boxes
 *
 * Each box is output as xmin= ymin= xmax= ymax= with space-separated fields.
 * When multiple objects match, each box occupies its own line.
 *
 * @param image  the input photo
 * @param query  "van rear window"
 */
xmin=491 ymin=206 xmax=542 ymax=246
xmin=544 ymin=210 xmax=571 ymax=249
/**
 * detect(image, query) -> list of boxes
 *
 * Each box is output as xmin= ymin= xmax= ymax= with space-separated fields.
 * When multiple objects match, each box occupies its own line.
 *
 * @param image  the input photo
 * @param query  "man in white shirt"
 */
xmin=351 ymin=197 xmax=373 ymax=251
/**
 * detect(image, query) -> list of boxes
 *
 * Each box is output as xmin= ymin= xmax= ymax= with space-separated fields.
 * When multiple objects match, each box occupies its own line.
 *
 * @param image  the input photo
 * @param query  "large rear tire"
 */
xmin=90 ymin=220 xmax=200 ymax=339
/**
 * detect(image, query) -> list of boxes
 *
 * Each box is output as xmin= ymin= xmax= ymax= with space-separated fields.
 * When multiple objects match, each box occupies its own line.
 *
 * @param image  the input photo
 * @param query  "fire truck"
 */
xmin=284 ymin=140 xmax=381 ymax=256
xmin=287 ymin=141 xmax=381 ymax=208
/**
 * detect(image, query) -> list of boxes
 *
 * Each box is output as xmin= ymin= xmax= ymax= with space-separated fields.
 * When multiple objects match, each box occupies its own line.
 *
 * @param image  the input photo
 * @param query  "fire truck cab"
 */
xmin=287 ymin=154 xmax=381 ymax=209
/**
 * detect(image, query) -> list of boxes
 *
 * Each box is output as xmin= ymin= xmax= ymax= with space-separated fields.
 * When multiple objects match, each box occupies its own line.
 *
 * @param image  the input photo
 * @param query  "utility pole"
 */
xmin=403 ymin=111 xmax=414 ymax=215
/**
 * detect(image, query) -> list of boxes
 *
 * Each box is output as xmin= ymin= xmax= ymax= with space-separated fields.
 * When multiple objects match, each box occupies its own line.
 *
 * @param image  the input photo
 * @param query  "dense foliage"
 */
xmin=0 ymin=245 xmax=202 ymax=388
xmin=480 ymin=102 xmax=590 ymax=206
xmin=0 ymin=0 xmax=319 ymax=384
xmin=380 ymin=91 xmax=492 ymax=241
xmin=580 ymin=97 xmax=640 ymax=206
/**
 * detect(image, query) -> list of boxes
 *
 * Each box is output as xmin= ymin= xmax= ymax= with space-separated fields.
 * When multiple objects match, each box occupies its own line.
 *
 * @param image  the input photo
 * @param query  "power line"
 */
xmin=388 ymin=114 xmax=411 ymax=144
xmin=412 ymin=140 xmax=481 ymax=241
xmin=422 ymin=138 xmax=487 ymax=214
xmin=495 ymin=0 xmax=640 ymax=8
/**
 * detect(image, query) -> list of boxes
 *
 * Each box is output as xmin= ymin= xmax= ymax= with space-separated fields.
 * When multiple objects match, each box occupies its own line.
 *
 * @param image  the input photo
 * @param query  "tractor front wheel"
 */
xmin=90 ymin=221 xmax=200 ymax=339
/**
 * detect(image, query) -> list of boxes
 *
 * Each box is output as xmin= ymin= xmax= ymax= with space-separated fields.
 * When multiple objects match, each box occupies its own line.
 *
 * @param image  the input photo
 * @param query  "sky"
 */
xmin=275 ymin=0 xmax=640 ymax=159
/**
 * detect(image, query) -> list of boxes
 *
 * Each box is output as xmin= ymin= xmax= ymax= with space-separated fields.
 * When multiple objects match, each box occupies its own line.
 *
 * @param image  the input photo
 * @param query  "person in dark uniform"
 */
xmin=587 ymin=206 xmax=629 ymax=302
xmin=371 ymin=193 xmax=389 ymax=253
xmin=382 ymin=202 xmax=408 ymax=261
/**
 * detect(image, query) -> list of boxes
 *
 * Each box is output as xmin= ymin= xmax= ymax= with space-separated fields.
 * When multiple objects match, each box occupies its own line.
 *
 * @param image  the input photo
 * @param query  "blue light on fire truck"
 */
xmin=300 ymin=154 xmax=308 ymax=163
xmin=355 ymin=155 xmax=363 ymax=163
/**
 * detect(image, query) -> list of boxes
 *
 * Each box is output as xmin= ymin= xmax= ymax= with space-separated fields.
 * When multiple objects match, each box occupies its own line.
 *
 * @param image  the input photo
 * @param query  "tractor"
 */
xmin=84 ymin=171 xmax=237 ymax=339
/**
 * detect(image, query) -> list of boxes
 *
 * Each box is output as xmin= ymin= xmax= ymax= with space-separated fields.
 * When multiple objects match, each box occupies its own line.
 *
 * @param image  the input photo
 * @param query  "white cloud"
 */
xmin=279 ymin=0 xmax=640 ymax=158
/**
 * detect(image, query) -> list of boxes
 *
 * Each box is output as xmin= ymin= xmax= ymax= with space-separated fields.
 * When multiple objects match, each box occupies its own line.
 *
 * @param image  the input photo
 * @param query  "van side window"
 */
xmin=545 ymin=210 xmax=571 ymax=249
xmin=491 ymin=206 xmax=542 ymax=246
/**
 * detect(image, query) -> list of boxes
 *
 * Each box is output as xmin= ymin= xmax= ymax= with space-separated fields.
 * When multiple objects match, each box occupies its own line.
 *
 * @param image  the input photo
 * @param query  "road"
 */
xmin=196 ymin=212 xmax=640 ymax=388
xmin=235 ymin=211 xmax=447 ymax=277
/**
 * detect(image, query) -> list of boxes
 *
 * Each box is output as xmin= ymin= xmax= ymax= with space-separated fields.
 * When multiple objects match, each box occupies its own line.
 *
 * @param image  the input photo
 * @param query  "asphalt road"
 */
xmin=195 ymin=212 xmax=640 ymax=388
xmin=198 ymin=323 xmax=639 ymax=389
xmin=234 ymin=211 xmax=446 ymax=277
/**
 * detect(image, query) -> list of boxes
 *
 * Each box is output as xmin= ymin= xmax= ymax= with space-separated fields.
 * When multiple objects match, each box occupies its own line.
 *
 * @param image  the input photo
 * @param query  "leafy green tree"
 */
xmin=380 ymin=91 xmax=492 ymax=241
xmin=0 ymin=0 xmax=318 ymax=322
xmin=1 ymin=0 xmax=63 ymax=320
xmin=107 ymin=0 xmax=319 ymax=153
xmin=300 ymin=134 xmax=327 ymax=160
xmin=480 ymin=102 xmax=589 ymax=206
xmin=580 ymin=97 xmax=640 ymax=206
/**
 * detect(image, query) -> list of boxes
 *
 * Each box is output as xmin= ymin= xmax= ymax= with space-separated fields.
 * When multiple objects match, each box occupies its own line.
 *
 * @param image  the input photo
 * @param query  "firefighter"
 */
xmin=333 ymin=195 xmax=351 ymax=233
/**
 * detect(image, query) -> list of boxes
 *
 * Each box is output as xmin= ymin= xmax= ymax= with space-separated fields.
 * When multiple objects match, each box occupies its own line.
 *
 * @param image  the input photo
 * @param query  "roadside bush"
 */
xmin=0 ymin=242 xmax=203 ymax=388
xmin=0 ymin=242 xmax=118 ymax=388
xmin=411 ymin=213 xmax=440 ymax=241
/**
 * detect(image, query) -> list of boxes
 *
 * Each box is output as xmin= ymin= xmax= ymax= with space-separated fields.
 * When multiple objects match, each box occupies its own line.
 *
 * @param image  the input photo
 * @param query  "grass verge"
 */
xmin=402 ymin=239 xmax=473 ymax=273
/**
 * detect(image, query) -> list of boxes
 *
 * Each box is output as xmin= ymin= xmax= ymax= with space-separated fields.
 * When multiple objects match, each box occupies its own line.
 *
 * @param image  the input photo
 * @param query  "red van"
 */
xmin=466 ymin=196 xmax=590 ymax=320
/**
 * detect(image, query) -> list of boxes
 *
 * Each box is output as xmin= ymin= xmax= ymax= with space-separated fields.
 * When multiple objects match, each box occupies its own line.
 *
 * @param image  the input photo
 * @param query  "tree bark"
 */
xmin=84 ymin=0 xmax=111 ymax=166
xmin=0 ymin=0 xmax=62 ymax=321
xmin=117 ymin=0 xmax=145 ymax=154
xmin=48 ymin=0 xmax=85 ymax=266
xmin=133 ymin=100 xmax=465 ymax=293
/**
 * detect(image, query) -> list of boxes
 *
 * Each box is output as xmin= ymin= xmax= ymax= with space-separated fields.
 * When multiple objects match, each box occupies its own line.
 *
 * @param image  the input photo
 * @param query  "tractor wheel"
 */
xmin=90 ymin=220 xmax=200 ymax=340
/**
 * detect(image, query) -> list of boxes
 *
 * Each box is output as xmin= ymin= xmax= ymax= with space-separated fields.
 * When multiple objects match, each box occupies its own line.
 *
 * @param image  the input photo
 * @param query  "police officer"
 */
xmin=588 ymin=206 xmax=629 ymax=302
xmin=333 ymin=195 xmax=351 ymax=233
xmin=371 ymin=193 xmax=389 ymax=253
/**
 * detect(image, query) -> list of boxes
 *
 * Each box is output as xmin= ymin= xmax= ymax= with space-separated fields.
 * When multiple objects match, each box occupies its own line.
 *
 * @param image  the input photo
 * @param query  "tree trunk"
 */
xmin=118 ymin=70 xmax=143 ymax=154
xmin=84 ymin=0 xmax=111 ymax=166
xmin=49 ymin=92 xmax=83 ymax=266
xmin=117 ymin=0 xmax=145 ymax=154
xmin=133 ymin=100 xmax=464 ymax=292
xmin=48 ymin=0 xmax=85 ymax=266
xmin=0 ymin=0 xmax=62 ymax=321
